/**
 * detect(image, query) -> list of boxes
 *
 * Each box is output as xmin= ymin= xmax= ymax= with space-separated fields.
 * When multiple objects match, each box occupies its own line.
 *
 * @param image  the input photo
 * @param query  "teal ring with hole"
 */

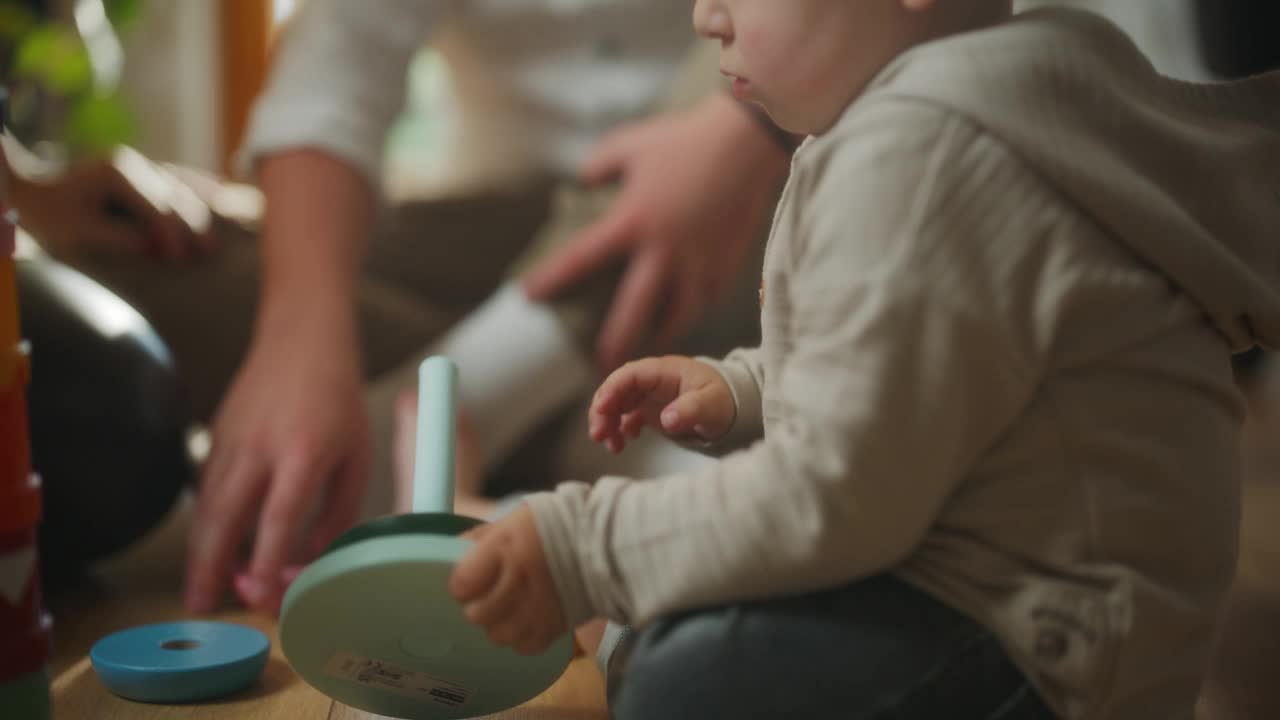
xmin=90 ymin=621 xmax=270 ymax=703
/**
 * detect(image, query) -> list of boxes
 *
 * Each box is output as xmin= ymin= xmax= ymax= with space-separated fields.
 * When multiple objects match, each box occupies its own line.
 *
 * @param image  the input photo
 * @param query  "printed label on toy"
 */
xmin=322 ymin=651 xmax=472 ymax=707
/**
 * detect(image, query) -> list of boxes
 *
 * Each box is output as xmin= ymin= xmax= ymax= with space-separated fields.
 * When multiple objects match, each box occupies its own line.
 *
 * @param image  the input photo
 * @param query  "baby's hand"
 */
xmin=589 ymin=355 xmax=734 ymax=453
xmin=448 ymin=505 xmax=568 ymax=655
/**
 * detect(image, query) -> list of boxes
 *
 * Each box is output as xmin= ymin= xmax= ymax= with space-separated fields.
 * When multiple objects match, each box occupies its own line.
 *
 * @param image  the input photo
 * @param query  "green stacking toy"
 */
xmin=279 ymin=356 xmax=574 ymax=719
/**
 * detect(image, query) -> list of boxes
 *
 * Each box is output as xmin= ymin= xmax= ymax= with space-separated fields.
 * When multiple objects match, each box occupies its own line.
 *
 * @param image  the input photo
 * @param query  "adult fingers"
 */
xmin=596 ymin=251 xmax=668 ymax=372
xmin=101 ymin=168 xmax=176 ymax=256
xmin=244 ymin=443 xmax=329 ymax=612
xmin=185 ymin=448 xmax=265 ymax=614
xmin=578 ymin=129 xmax=631 ymax=187
xmin=82 ymin=218 xmax=149 ymax=255
xmin=655 ymin=269 xmax=707 ymax=351
xmin=303 ymin=440 xmax=369 ymax=560
xmin=522 ymin=205 xmax=635 ymax=300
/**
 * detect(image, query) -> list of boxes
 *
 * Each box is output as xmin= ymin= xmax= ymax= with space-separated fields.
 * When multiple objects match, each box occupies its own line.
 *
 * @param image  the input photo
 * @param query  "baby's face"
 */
xmin=692 ymin=0 xmax=934 ymax=135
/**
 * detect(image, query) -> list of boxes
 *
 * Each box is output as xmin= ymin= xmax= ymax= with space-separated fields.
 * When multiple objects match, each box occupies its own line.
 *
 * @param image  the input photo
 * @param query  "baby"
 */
xmin=450 ymin=1 xmax=1280 ymax=718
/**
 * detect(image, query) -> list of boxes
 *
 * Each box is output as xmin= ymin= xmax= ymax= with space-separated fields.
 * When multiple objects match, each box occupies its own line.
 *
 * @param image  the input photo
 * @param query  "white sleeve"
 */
xmin=695 ymin=347 xmax=765 ymax=455
xmin=429 ymin=283 xmax=597 ymax=467
xmin=235 ymin=0 xmax=448 ymax=185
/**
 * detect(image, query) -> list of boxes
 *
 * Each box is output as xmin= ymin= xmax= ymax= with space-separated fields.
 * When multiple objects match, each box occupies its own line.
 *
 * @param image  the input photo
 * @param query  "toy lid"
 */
xmin=322 ymin=512 xmax=481 ymax=556
xmin=279 ymin=357 xmax=573 ymax=718
xmin=90 ymin=621 xmax=269 ymax=703
xmin=280 ymin=533 xmax=573 ymax=719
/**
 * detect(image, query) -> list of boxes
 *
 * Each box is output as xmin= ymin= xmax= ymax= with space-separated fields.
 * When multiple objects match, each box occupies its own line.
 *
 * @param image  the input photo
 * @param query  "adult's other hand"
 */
xmin=523 ymin=93 xmax=789 ymax=372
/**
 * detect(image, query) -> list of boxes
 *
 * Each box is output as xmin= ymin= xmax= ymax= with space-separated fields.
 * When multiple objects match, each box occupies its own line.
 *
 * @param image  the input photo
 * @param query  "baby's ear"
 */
xmin=901 ymin=0 xmax=935 ymax=12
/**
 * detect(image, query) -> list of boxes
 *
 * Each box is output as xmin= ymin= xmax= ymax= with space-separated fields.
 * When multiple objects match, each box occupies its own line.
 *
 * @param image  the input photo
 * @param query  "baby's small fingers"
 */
xmin=460 ymin=522 xmax=497 ymax=542
xmin=606 ymin=434 xmax=627 ymax=454
xmin=588 ymin=390 xmax=615 ymax=418
xmin=592 ymin=374 xmax=636 ymax=415
xmin=511 ymin=625 xmax=553 ymax=656
xmin=483 ymin=616 xmax=540 ymax=652
xmin=588 ymin=413 xmax=625 ymax=452
xmin=449 ymin=542 xmax=502 ymax=603
xmin=659 ymin=403 xmax=694 ymax=436
xmin=596 ymin=360 xmax=666 ymax=414
xmin=496 ymin=604 xmax=555 ymax=656
xmin=662 ymin=386 xmax=730 ymax=438
xmin=588 ymin=411 xmax=618 ymax=443
xmin=463 ymin=564 xmax=525 ymax=628
xmin=620 ymin=411 xmax=647 ymax=438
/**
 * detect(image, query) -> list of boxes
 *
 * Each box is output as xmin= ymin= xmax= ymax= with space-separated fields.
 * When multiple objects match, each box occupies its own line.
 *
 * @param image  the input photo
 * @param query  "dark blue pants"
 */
xmin=607 ymin=575 xmax=1058 ymax=720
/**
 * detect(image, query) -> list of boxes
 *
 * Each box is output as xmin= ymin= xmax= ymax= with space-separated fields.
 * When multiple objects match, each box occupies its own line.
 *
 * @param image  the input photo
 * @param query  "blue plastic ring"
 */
xmin=90 ymin=621 xmax=270 ymax=703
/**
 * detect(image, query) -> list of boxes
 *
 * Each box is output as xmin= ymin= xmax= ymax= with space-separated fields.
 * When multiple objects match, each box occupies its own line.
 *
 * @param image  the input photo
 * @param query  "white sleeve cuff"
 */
xmin=526 ymin=485 xmax=598 ymax=628
xmin=235 ymin=99 xmax=390 ymax=186
xmin=696 ymin=355 xmax=764 ymax=454
xmin=232 ymin=0 xmax=436 ymax=184
xmin=430 ymin=282 xmax=596 ymax=465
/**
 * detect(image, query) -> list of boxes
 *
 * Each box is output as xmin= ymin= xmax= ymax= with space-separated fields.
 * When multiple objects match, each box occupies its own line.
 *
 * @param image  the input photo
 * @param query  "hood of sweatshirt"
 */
xmin=864 ymin=7 xmax=1280 ymax=351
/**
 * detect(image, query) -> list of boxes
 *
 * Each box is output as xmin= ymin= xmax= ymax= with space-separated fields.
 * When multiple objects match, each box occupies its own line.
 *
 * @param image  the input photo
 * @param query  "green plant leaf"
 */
xmin=105 ymin=0 xmax=146 ymax=30
xmin=14 ymin=25 xmax=93 ymax=95
xmin=64 ymin=93 xmax=136 ymax=155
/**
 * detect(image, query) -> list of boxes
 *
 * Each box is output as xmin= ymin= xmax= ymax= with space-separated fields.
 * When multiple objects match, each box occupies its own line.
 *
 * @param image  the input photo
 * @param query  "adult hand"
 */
xmin=522 ymin=93 xmax=790 ymax=372
xmin=589 ymin=355 xmax=735 ymax=453
xmin=184 ymin=150 xmax=372 ymax=616
xmin=11 ymin=150 xmax=215 ymax=261
xmin=186 ymin=323 xmax=369 ymax=616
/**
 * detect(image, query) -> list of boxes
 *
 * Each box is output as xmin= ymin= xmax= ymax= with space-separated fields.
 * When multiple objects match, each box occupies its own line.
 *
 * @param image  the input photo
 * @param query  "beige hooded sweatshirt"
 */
xmin=527 ymin=8 xmax=1280 ymax=719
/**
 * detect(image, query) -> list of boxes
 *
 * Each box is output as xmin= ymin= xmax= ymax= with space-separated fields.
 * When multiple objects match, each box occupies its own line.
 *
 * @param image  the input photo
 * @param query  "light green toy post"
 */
xmin=413 ymin=357 xmax=457 ymax=515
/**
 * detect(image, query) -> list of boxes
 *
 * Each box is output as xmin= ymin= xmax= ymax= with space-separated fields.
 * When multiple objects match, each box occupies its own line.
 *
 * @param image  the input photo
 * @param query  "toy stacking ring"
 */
xmin=91 ymin=621 xmax=270 ymax=703
xmin=278 ymin=356 xmax=574 ymax=719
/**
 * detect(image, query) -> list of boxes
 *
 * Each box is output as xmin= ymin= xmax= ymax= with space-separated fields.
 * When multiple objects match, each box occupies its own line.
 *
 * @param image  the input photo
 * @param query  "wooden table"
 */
xmin=45 ymin=495 xmax=608 ymax=720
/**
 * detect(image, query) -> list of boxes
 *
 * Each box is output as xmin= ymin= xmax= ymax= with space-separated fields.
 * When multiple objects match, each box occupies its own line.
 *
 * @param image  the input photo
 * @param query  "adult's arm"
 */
xmin=185 ymin=0 xmax=442 ymax=614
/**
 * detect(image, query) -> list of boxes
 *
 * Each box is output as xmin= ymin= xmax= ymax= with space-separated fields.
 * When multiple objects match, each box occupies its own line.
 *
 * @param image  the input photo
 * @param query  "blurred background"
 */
xmin=2 ymin=0 xmax=454 ymax=194
xmin=0 ymin=0 xmax=1232 ymax=198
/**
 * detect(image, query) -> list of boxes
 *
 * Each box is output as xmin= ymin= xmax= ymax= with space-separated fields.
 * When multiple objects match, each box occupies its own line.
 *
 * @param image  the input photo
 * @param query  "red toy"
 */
xmin=0 ymin=115 xmax=54 ymax=719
